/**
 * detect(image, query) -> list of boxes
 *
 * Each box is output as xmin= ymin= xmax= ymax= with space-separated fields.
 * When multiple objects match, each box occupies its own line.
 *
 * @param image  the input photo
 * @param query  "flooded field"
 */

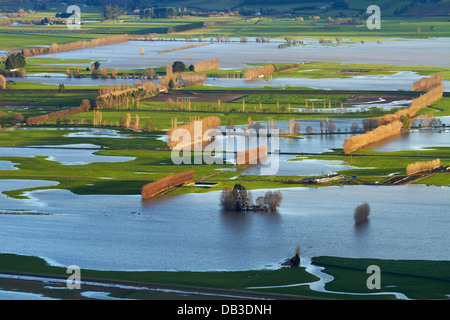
xmin=1 ymin=28 xmax=449 ymax=293
xmin=0 ymin=182 xmax=448 ymax=271
xmin=31 ymin=37 xmax=450 ymax=69
xmin=10 ymin=38 xmax=450 ymax=91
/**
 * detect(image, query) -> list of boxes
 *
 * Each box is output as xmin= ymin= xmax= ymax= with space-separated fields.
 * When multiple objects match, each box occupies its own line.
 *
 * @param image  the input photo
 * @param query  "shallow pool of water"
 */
xmin=19 ymin=37 xmax=450 ymax=90
xmin=0 ymin=144 xmax=135 ymax=165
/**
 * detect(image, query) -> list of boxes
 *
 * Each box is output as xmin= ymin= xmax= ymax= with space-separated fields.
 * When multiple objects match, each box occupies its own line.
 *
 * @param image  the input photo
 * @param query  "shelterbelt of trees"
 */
xmin=343 ymin=76 xmax=444 ymax=154
xmin=26 ymin=99 xmax=92 ymax=125
xmin=141 ymin=169 xmax=195 ymax=199
xmin=407 ymin=159 xmax=441 ymax=176
xmin=20 ymin=34 xmax=130 ymax=57
xmin=167 ymin=116 xmax=221 ymax=149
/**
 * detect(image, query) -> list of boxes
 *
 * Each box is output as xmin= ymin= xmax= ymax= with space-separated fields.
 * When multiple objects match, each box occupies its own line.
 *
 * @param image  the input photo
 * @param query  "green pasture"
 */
xmin=0 ymin=253 xmax=447 ymax=300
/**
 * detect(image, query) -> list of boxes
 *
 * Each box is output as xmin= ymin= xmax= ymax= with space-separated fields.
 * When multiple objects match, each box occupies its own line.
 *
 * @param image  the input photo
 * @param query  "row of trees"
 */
xmin=4 ymin=51 xmax=26 ymax=70
xmin=406 ymin=159 xmax=441 ymax=175
xmin=412 ymin=73 xmax=443 ymax=91
xmin=166 ymin=116 xmax=221 ymax=149
xmin=179 ymin=72 xmax=207 ymax=87
xmin=26 ymin=99 xmax=92 ymax=125
xmin=138 ymin=7 xmax=177 ymax=19
xmin=21 ymin=34 xmax=130 ymax=58
xmin=236 ymin=145 xmax=268 ymax=165
xmin=0 ymin=75 xmax=5 ymax=89
xmin=193 ymin=58 xmax=220 ymax=72
xmin=279 ymin=64 xmax=299 ymax=72
xmin=141 ymin=169 xmax=195 ymax=199
xmin=96 ymin=81 xmax=159 ymax=110
xmin=419 ymin=113 xmax=443 ymax=128
xmin=383 ymin=84 xmax=444 ymax=124
xmin=343 ymin=79 xmax=444 ymax=153
xmin=343 ymin=120 xmax=404 ymax=154
xmin=118 ymin=113 xmax=156 ymax=132
xmin=220 ymin=184 xmax=283 ymax=213
xmin=0 ymin=110 xmax=24 ymax=125
xmin=158 ymin=42 xmax=209 ymax=54
xmin=243 ymin=64 xmax=275 ymax=80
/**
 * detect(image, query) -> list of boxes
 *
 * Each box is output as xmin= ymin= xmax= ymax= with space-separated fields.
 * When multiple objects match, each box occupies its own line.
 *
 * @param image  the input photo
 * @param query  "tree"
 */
xmin=351 ymin=121 xmax=359 ymax=132
xmin=255 ymin=190 xmax=283 ymax=212
xmin=168 ymin=79 xmax=176 ymax=91
xmin=0 ymin=75 xmax=6 ymax=89
xmin=354 ymin=202 xmax=370 ymax=224
xmin=145 ymin=119 xmax=156 ymax=132
xmin=103 ymin=5 xmax=121 ymax=20
xmin=5 ymin=52 xmax=26 ymax=70
xmin=93 ymin=61 xmax=101 ymax=71
xmin=58 ymin=83 xmax=65 ymax=93
xmin=220 ymin=184 xmax=252 ymax=211
xmin=119 ymin=116 xmax=127 ymax=128
xmin=220 ymin=184 xmax=283 ymax=213
xmin=226 ymin=118 xmax=235 ymax=130
xmin=400 ymin=114 xmax=411 ymax=131
xmin=172 ymin=61 xmax=185 ymax=73
xmin=328 ymin=120 xmax=336 ymax=133
xmin=306 ymin=125 xmax=313 ymax=134
xmin=12 ymin=113 xmax=24 ymax=125
xmin=293 ymin=122 xmax=301 ymax=134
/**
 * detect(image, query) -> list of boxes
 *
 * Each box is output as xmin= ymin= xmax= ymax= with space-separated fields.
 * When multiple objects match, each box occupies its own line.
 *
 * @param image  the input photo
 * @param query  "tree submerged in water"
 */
xmin=354 ymin=202 xmax=370 ymax=224
xmin=282 ymin=245 xmax=301 ymax=267
xmin=220 ymin=184 xmax=282 ymax=212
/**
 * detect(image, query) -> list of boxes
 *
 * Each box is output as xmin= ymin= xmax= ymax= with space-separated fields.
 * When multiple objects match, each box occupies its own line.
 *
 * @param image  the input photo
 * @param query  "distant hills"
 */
xmin=3 ymin=0 xmax=450 ymax=17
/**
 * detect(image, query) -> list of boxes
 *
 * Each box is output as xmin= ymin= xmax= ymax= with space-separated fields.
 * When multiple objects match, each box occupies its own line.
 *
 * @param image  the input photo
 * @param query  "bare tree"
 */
xmin=220 ymin=184 xmax=252 ymax=211
xmin=263 ymin=190 xmax=283 ymax=212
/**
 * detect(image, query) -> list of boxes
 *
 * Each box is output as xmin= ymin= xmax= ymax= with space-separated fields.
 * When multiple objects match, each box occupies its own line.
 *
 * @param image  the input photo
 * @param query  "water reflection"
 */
xmin=0 ymin=144 xmax=135 ymax=165
xmin=354 ymin=219 xmax=370 ymax=236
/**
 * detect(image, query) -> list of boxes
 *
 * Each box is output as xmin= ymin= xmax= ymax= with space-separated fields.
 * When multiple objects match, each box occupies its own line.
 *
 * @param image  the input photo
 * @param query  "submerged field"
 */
xmin=0 ymin=4 xmax=449 ymax=300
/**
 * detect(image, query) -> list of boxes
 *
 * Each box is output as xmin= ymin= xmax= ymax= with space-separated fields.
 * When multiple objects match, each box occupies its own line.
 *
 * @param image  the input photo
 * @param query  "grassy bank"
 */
xmin=0 ymin=253 xmax=447 ymax=300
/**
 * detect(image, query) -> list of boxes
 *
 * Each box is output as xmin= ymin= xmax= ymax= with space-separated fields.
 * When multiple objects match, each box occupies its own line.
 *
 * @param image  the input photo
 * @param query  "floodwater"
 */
xmin=0 ymin=160 xmax=18 ymax=171
xmin=13 ymin=37 xmax=450 ymax=91
xmin=0 ymin=183 xmax=449 ymax=271
xmin=31 ymin=37 xmax=450 ymax=68
xmin=0 ymin=144 xmax=135 ymax=165
xmin=216 ymin=119 xmax=450 ymax=154
xmin=203 ymin=72 xmax=450 ymax=91
xmin=11 ymin=70 xmax=450 ymax=92
xmin=1 ymin=37 xmax=450 ymax=276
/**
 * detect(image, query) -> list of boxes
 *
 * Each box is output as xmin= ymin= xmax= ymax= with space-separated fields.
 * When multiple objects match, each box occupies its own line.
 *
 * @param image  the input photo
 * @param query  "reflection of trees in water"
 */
xmin=354 ymin=219 xmax=370 ymax=236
